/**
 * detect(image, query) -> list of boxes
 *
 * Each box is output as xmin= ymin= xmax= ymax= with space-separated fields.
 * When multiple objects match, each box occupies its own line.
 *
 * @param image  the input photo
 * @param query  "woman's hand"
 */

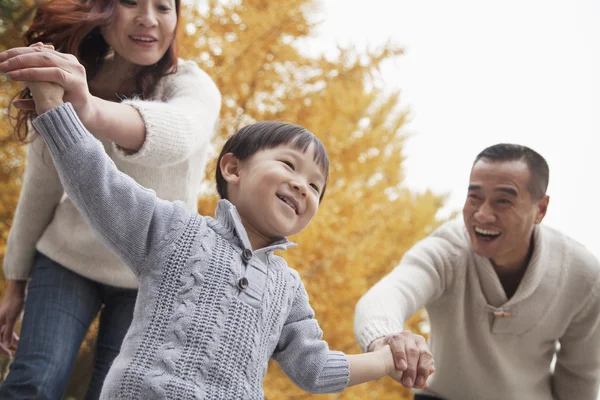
xmin=0 ymin=42 xmax=95 ymax=122
xmin=0 ymin=280 xmax=26 ymax=358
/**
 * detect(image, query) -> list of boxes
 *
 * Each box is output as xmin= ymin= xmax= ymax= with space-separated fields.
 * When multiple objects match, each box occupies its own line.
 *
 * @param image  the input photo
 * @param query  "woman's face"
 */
xmin=101 ymin=0 xmax=177 ymax=66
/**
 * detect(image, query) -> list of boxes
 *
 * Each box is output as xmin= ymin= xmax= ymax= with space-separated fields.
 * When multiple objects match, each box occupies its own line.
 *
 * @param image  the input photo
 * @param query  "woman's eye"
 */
xmin=157 ymin=4 xmax=171 ymax=11
xmin=120 ymin=0 xmax=136 ymax=5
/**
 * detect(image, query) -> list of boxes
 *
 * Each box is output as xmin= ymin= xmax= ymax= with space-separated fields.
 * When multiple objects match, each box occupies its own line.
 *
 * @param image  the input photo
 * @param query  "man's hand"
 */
xmin=369 ymin=330 xmax=435 ymax=389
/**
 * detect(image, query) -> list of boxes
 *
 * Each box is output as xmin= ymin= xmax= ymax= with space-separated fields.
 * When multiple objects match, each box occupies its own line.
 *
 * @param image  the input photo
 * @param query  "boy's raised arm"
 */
xmin=32 ymin=102 xmax=192 ymax=275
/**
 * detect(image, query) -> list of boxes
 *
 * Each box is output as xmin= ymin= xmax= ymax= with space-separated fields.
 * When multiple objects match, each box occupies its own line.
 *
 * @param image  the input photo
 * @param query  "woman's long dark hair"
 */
xmin=11 ymin=0 xmax=181 ymax=141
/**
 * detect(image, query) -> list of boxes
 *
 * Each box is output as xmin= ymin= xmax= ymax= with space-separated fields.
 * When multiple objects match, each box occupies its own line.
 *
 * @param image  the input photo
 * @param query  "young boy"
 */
xmin=24 ymin=81 xmax=417 ymax=399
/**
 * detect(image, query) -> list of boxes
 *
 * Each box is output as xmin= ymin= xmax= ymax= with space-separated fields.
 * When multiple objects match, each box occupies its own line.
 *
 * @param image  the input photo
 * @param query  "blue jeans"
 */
xmin=0 ymin=252 xmax=137 ymax=400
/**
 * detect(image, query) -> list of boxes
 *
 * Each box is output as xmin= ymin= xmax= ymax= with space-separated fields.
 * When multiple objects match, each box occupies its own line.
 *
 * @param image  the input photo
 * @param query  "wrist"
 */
xmin=80 ymin=95 xmax=101 ymax=130
xmin=368 ymin=336 xmax=387 ymax=352
xmin=382 ymin=345 xmax=396 ymax=375
xmin=35 ymin=98 xmax=64 ymax=115
xmin=6 ymin=280 xmax=27 ymax=296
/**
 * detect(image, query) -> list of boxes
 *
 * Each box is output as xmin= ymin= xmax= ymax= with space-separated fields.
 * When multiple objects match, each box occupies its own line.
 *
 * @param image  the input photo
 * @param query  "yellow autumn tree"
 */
xmin=181 ymin=1 xmax=445 ymax=399
xmin=0 ymin=0 xmax=446 ymax=398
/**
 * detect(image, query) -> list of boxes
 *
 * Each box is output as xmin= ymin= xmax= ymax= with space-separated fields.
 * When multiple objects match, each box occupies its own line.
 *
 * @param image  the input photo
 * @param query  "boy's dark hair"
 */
xmin=474 ymin=143 xmax=549 ymax=200
xmin=216 ymin=121 xmax=330 ymax=201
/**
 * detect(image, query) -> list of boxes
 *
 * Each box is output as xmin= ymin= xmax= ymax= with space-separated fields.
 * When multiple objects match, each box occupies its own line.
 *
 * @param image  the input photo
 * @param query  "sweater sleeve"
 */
xmin=552 ymin=272 xmax=600 ymax=400
xmin=271 ymin=280 xmax=350 ymax=394
xmin=112 ymin=60 xmax=221 ymax=167
xmin=354 ymin=224 xmax=461 ymax=352
xmin=31 ymin=103 xmax=192 ymax=276
xmin=3 ymin=136 xmax=64 ymax=280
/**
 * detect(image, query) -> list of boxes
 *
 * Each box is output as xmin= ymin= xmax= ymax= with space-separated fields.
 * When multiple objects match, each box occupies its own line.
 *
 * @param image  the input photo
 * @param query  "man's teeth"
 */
xmin=474 ymin=226 xmax=500 ymax=236
xmin=131 ymin=36 xmax=155 ymax=42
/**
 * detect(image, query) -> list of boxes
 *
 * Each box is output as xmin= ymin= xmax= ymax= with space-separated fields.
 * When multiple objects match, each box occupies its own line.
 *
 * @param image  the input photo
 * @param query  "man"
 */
xmin=355 ymin=143 xmax=600 ymax=400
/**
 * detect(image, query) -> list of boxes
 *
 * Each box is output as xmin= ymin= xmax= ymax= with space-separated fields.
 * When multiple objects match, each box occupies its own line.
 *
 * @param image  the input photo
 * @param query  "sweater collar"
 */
xmin=212 ymin=199 xmax=297 ymax=255
xmin=473 ymin=223 xmax=555 ymax=306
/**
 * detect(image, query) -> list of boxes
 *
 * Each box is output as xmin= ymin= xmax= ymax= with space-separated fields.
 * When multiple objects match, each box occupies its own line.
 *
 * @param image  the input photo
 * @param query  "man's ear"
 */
xmin=535 ymin=195 xmax=549 ymax=224
xmin=220 ymin=153 xmax=241 ymax=185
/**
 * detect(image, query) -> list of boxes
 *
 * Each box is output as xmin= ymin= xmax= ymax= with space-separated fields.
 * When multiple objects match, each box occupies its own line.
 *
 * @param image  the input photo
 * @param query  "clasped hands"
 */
xmin=0 ymin=42 xmax=84 ymax=115
xmin=375 ymin=330 xmax=435 ymax=389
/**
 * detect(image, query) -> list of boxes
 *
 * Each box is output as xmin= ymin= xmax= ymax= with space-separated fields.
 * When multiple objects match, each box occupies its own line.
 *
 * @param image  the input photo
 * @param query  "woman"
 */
xmin=0 ymin=0 xmax=221 ymax=398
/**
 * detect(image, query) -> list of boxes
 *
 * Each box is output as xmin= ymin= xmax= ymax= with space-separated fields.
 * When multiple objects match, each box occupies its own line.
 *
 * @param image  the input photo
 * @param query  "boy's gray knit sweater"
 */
xmin=32 ymin=103 xmax=350 ymax=399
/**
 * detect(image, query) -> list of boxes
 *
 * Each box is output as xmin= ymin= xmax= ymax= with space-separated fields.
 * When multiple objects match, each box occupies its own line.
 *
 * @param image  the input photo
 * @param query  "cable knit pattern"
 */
xmin=4 ymin=59 xmax=221 ymax=288
xmin=354 ymin=219 xmax=600 ymax=400
xmin=32 ymin=104 xmax=350 ymax=399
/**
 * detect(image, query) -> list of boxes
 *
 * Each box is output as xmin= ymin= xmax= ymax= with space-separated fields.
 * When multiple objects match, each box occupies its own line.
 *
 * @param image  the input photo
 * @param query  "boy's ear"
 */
xmin=220 ymin=153 xmax=241 ymax=185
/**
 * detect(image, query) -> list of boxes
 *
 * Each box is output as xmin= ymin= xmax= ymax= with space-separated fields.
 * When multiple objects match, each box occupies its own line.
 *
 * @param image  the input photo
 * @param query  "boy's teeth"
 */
xmin=279 ymin=196 xmax=296 ymax=211
xmin=474 ymin=226 xmax=500 ymax=236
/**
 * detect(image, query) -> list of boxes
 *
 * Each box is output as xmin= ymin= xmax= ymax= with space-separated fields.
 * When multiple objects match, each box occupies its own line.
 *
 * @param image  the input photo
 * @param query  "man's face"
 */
xmin=462 ymin=159 xmax=549 ymax=268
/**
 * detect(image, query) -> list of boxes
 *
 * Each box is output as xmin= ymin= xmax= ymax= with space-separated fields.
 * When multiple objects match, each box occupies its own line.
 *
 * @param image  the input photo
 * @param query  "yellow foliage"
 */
xmin=0 ymin=1 xmax=446 ymax=399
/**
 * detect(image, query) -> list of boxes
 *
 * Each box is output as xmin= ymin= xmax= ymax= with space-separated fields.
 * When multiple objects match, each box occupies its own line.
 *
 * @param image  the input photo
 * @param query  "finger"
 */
xmin=0 ymin=46 xmax=48 ymax=63
xmin=0 ymin=342 xmax=12 ymax=358
xmin=7 ymin=67 xmax=70 ymax=87
xmin=11 ymin=332 xmax=19 ymax=348
xmin=0 ymin=323 xmax=9 ymax=346
xmin=388 ymin=333 xmax=407 ymax=371
xmin=414 ymin=365 xmax=436 ymax=389
xmin=12 ymin=99 xmax=36 ymax=111
xmin=415 ymin=337 xmax=434 ymax=387
xmin=30 ymin=42 xmax=55 ymax=51
xmin=0 ymin=51 xmax=70 ymax=73
xmin=2 ymin=320 xmax=16 ymax=347
xmin=401 ymin=336 xmax=419 ymax=388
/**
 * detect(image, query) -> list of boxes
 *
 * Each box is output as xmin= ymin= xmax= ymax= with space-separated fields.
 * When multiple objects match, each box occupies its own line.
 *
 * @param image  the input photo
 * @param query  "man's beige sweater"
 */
xmin=3 ymin=59 xmax=221 ymax=288
xmin=355 ymin=219 xmax=600 ymax=400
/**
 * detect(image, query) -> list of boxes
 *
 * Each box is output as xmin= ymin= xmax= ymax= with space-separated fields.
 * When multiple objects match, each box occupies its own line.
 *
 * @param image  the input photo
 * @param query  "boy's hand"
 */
xmin=27 ymin=79 xmax=65 ymax=115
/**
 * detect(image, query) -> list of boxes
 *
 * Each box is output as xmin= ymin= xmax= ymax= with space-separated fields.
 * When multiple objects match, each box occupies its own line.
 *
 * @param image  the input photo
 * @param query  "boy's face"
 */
xmin=222 ymin=143 xmax=326 ymax=248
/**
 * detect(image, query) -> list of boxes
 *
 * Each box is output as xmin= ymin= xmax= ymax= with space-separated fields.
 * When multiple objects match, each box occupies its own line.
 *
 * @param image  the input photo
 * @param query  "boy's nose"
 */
xmin=291 ymin=182 xmax=307 ymax=197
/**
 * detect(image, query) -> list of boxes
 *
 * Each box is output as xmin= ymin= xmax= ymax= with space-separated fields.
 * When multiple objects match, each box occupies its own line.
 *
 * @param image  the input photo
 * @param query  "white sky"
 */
xmin=310 ymin=0 xmax=599 ymax=260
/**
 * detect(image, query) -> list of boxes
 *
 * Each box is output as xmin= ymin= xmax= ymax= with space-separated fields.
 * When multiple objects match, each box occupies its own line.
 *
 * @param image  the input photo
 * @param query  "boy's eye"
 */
xmin=310 ymin=183 xmax=320 ymax=193
xmin=120 ymin=0 xmax=136 ymax=5
xmin=281 ymin=160 xmax=295 ymax=170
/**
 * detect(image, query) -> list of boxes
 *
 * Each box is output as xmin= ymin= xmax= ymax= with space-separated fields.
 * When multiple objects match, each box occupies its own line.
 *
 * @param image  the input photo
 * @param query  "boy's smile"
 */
xmin=221 ymin=143 xmax=326 ymax=249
